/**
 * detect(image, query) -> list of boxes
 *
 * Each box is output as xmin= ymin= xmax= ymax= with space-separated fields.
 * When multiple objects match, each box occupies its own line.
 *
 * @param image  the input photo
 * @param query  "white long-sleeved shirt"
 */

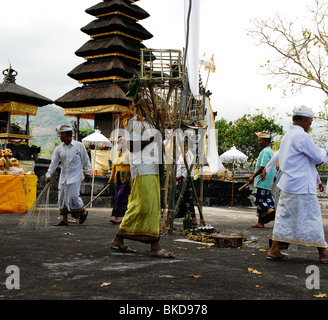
xmin=266 ymin=149 xmax=322 ymax=185
xmin=127 ymin=117 xmax=159 ymax=179
xmin=274 ymin=125 xmax=326 ymax=194
xmin=46 ymin=140 xmax=92 ymax=185
xmin=265 ymin=150 xmax=279 ymax=174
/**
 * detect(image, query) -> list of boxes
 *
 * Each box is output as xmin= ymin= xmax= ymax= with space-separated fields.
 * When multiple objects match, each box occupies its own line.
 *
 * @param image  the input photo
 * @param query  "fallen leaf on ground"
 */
xmin=259 ymin=249 xmax=267 ymax=252
xmin=188 ymin=273 xmax=202 ymax=278
xmin=247 ymin=268 xmax=262 ymax=275
xmin=313 ymin=293 xmax=327 ymax=298
xmin=100 ymin=282 xmax=111 ymax=287
xmin=64 ymin=232 xmax=74 ymax=236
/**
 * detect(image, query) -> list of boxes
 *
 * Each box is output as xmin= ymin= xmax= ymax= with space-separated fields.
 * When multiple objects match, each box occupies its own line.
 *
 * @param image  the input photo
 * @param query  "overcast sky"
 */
xmin=0 ymin=0 xmax=324 ymax=126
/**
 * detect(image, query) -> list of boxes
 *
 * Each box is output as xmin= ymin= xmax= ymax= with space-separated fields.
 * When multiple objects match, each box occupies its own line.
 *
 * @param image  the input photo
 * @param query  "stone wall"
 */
xmin=34 ymin=163 xmax=328 ymax=209
xmin=34 ymin=163 xmax=253 ymax=208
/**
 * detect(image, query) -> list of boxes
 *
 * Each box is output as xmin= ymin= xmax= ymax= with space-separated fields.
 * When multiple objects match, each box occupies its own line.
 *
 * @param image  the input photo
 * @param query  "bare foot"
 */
xmin=318 ymin=248 xmax=328 ymax=264
xmin=251 ymin=223 xmax=264 ymax=228
xmin=112 ymin=236 xmax=124 ymax=247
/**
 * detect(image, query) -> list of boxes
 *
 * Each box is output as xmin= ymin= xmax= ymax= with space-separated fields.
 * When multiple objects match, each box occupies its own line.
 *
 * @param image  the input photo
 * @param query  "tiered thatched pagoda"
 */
xmin=55 ymin=0 xmax=153 ymax=137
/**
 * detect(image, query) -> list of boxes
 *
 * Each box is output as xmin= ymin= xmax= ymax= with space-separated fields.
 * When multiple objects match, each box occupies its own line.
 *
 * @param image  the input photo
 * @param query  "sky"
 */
xmin=0 ymin=0 xmax=325 ymax=128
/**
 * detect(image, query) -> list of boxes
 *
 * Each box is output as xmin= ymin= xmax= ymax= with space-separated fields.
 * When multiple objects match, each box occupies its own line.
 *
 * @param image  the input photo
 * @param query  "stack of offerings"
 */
xmin=0 ymin=148 xmax=24 ymax=175
xmin=0 ymin=148 xmax=37 ymax=214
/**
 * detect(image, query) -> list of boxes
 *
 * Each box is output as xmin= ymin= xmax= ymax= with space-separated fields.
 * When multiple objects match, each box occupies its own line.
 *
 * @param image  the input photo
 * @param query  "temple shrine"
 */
xmin=0 ymin=65 xmax=53 ymax=160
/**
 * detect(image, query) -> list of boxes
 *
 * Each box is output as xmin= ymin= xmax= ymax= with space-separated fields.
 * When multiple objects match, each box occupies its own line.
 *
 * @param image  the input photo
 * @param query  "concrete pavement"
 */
xmin=1 ymin=205 xmax=328 ymax=307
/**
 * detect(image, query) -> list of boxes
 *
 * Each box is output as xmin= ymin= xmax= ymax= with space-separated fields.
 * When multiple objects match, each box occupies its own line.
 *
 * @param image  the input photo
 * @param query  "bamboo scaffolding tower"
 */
xmin=125 ymin=48 xmax=208 ymax=233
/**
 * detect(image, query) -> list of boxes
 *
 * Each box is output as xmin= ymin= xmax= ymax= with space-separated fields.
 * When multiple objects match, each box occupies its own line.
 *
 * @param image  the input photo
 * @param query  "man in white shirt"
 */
xmin=266 ymin=106 xmax=328 ymax=263
xmin=46 ymin=125 xmax=92 ymax=226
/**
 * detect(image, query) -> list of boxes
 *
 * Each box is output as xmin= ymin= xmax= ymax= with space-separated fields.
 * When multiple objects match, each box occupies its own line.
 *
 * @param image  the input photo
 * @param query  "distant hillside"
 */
xmin=12 ymin=105 xmax=93 ymax=159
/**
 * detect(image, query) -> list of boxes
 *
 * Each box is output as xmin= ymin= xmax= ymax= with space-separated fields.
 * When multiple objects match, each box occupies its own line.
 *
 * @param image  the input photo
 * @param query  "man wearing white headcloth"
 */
xmin=266 ymin=106 xmax=328 ymax=263
xmin=46 ymin=125 xmax=92 ymax=226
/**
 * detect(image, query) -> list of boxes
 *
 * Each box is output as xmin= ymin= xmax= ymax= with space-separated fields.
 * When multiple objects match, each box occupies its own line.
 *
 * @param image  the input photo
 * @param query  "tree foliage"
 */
xmin=216 ymin=114 xmax=284 ymax=165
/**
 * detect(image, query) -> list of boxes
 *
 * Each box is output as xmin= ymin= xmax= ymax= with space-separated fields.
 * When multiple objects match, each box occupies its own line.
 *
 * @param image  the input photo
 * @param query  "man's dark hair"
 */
xmin=292 ymin=115 xmax=307 ymax=122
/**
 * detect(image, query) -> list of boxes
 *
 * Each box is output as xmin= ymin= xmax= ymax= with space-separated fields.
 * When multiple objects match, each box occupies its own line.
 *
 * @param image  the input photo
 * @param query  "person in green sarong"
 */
xmin=111 ymin=114 xmax=174 ymax=258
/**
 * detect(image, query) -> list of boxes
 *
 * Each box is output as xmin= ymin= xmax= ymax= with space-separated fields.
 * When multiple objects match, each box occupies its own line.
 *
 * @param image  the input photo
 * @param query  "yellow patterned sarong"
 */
xmin=117 ymin=172 xmax=161 ymax=243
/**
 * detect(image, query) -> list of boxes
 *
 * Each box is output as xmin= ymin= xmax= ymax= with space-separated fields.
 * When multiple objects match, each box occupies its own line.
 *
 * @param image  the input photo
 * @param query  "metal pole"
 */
xmin=170 ymin=0 xmax=193 ymax=234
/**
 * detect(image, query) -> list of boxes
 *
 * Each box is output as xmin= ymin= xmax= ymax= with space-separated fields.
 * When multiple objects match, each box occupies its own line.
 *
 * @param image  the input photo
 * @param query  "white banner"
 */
xmin=184 ymin=0 xmax=200 ymax=96
xmin=205 ymin=98 xmax=225 ymax=174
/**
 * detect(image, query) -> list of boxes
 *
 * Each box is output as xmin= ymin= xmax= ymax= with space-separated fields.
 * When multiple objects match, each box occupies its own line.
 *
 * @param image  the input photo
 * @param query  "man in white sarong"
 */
xmin=264 ymin=106 xmax=328 ymax=263
xmin=46 ymin=125 xmax=92 ymax=226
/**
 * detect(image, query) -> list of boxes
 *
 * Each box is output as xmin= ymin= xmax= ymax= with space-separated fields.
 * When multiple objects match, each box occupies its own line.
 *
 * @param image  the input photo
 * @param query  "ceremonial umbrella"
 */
xmin=82 ymin=129 xmax=112 ymax=207
xmin=220 ymin=146 xmax=248 ymax=207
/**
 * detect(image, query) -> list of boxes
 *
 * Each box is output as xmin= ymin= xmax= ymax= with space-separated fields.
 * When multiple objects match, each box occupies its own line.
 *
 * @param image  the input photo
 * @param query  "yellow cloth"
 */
xmin=109 ymin=150 xmax=131 ymax=183
xmin=118 ymin=173 xmax=160 ymax=242
xmin=0 ymin=175 xmax=27 ymax=213
xmin=24 ymin=175 xmax=37 ymax=211
xmin=0 ymin=101 xmax=38 ymax=115
xmin=90 ymin=150 xmax=111 ymax=175
xmin=116 ymin=165 xmax=130 ymax=172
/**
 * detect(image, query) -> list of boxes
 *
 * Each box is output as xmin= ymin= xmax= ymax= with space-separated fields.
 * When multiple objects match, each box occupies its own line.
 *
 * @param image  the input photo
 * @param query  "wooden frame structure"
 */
xmin=133 ymin=48 xmax=208 ymax=232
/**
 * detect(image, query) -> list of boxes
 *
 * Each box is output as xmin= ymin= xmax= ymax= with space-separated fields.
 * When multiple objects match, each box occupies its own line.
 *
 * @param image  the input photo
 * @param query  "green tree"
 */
xmin=215 ymin=118 xmax=232 ymax=155
xmin=216 ymin=113 xmax=284 ymax=165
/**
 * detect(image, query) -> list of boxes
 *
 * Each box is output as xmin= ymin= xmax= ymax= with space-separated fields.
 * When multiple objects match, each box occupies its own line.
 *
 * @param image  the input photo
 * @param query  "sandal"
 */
xmin=319 ymin=256 xmax=328 ymax=264
xmin=79 ymin=211 xmax=88 ymax=224
xmin=111 ymin=243 xmax=137 ymax=253
xmin=54 ymin=221 xmax=68 ymax=226
xmin=110 ymin=219 xmax=122 ymax=225
xmin=266 ymin=254 xmax=291 ymax=261
xmin=150 ymin=248 xmax=174 ymax=259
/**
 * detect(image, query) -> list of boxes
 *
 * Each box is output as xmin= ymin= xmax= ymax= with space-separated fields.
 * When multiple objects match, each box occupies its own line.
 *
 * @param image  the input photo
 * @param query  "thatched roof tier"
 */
xmin=0 ymin=82 xmax=53 ymax=108
xmin=55 ymin=84 xmax=131 ymax=108
xmin=75 ymin=36 xmax=146 ymax=61
xmin=86 ymin=0 xmax=149 ymax=21
xmin=68 ymin=58 xmax=137 ymax=82
xmin=81 ymin=16 xmax=153 ymax=41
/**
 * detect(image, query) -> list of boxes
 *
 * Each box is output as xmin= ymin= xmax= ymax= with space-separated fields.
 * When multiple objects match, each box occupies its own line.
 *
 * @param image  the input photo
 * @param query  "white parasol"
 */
xmin=220 ymin=145 xmax=248 ymax=207
xmin=82 ymin=129 xmax=112 ymax=207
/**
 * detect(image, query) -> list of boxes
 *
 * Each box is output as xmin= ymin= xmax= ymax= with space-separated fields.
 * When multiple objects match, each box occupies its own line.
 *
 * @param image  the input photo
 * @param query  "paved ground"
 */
xmin=1 ymin=205 xmax=328 ymax=312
